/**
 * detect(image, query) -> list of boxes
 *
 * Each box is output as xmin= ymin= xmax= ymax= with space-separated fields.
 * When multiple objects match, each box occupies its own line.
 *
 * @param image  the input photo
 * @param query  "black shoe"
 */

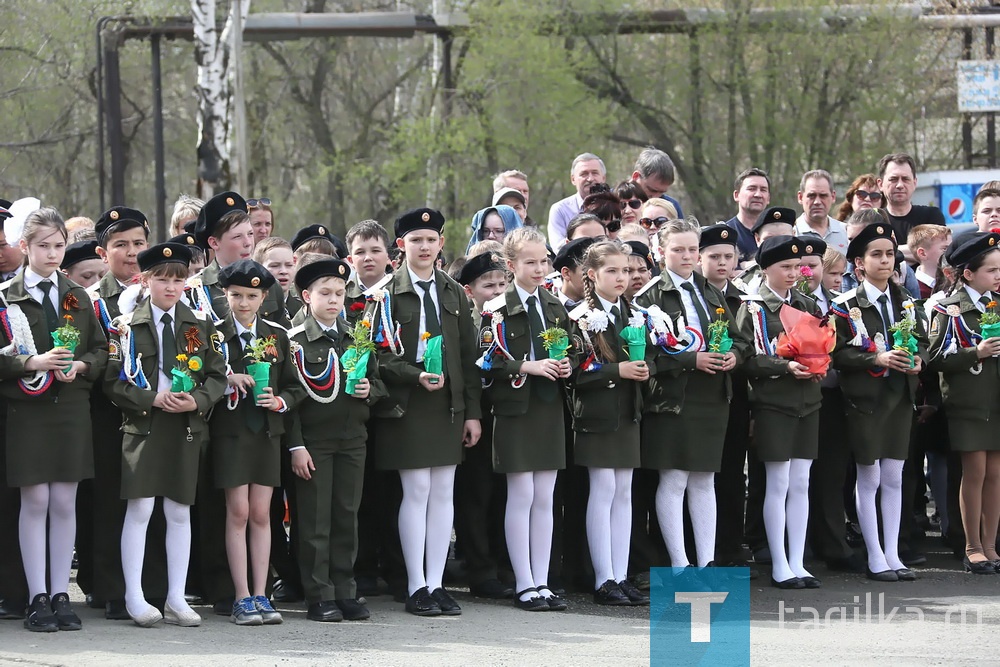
xmin=271 ymin=579 xmax=304 ymax=603
xmin=963 ymin=556 xmax=996 ymax=575
xmin=593 ymin=579 xmax=631 ymax=606
xmin=536 ymin=586 xmax=568 ymax=611
xmin=335 ymin=598 xmax=370 ymax=620
xmin=800 ymin=576 xmax=822 ymax=589
xmin=50 ymin=593 xmax=82 ymax=631
xmin=770 ymin=577 xmax=805 ymax=590
xmin=513 ymin=589 xmax=549 ymax=612
xmin=307 ymin=600 xmax=343 ymax=622
xmin=212 ymin=598 xmax=234 ymax=616
xmin=355 ymin=575 xmax=380 ymax=598
xmin=23 ymin=594 xmax=58 ymax=632
xmin=86 ymin=594 xmax=102 ymax=609
xmin=105 ymin=599 xmax=130 ymax=620
xmin=405 ymin=587 xmax=441 ymax=617
xmin=618 ymin=579 xmax=649 ymax=606
xmin=899 ymin=550 xmax=927 ymax=567
xmin=752 ymin=546 xmax=772 ymax=565
xmin=845 ymin=522 xmax=864 ymax=548
xmin=825 ymin=553 xmax=866 ymax=574
xmin=866 ymin=567 xmax=899 ymax=582
xmin=430 ymin=588 xmax=461 ymax=616
xmin=629 ymin=571 xmax=651 ymax=591
xmin=894 ymin=568 xmax=917 ymax=581
xmin=470 ymin=578 xmax=514 ymax=600
xmin=0 ymin=597 xmax=25 ymax=620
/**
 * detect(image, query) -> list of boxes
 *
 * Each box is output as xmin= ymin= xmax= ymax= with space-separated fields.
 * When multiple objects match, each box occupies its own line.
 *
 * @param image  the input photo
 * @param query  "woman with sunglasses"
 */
xmin=835 ymin=175 xmax=883 ymax=222
xmin=246 ymin=197 xmax=274 ymax=245
xmin=614 ymin=181 xmax=647 ymax=227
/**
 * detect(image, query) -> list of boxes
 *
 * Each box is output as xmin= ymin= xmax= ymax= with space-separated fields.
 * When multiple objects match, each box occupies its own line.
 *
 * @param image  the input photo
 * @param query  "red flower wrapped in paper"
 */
xmin=774 ymin=304 xmax=836 ymax=375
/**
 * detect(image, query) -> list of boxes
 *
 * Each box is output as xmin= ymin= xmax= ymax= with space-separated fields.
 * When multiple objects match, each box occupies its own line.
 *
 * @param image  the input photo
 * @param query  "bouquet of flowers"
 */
xmin=52 ymin=314 xmax=80 ymax=372
xmin=706 ymin=307 xmax=733 ymax=353
xmin=619 ymin=313 xmax=647 ymax=361
xmin=774 ymin=304 xmax=836 ymax=374
xmin=342 ymin=319 xmax=377 ymax=394
xmin=539 ymin=326 xmax=571 ymax=360
xmin=422 ymin=331 xmax=443 ymax=382
xmin=245 ymin=335 xmax=279 ymax=400
xmin=171 ymin=353 xmax=202 ymax=392
xmin=795 ymin=265 xmax=814 ymax=294
xmin=889 ymin=302 xmax=918 ymax=368
xmin=980 ymin=300 xmax=1000 ymax=340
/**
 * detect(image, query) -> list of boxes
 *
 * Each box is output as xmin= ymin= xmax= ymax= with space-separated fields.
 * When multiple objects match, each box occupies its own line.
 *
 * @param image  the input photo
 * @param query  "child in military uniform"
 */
xmin=60 ymin=240 xmax=106 ymax=289
xmin=0 ymin=208 xmax=108 ymax=632
xmin=635 ymin=219 xmax=744 ymax=580
xmin=571 ymin=240 xmax=650 ymax=606
xmin=928 ymin=231 xmax=1000 ymax=574
xmin=212 ymin=260 xmax=298 ymax=625
xmin=372 ymin=208 xmax=482 ymax=617
xmin=253 ymin=237 xmax=296 ymax=317
xmin=106 ymin=242 xmax=227 ymax=628
xmin=286 ymin=258 xmax=386 ymax=622
xmin=831 ymin=224 xmax=928 ymax=583
xmin=479 ymin=227 xmax=572 ymax=611
xmin=736 ymin=235 xmax=826 ymax=590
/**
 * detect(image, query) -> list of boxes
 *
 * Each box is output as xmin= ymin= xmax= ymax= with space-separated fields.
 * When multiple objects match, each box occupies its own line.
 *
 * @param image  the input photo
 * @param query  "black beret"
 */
xmin=946 ymin=231 xmax=1000 ymax=268
xmin=755 ymin=235 xmax=803 ymax=269
xmin=218 ymin=259 xmax=275 ymax=291
xmin=545 ymin=244 xmax=556 ymax=261
xmin=553 ymin=237 xmax=596 ymax=271
xmin=752 ymin=206 xmax=797 ymax=234
xmin=61 ymin=240 xmax=101 ymax=269
xmin=290 ymin=224 xmax=348 ymax=258
xmin=294 ymin=258 xmax=351 ymax=292
xmin=394 ymin=207 xmax=445 ymax=240
xmin=796 ymin=235 xmax=827 ymax=257
xmin=137 ymin=242 xmax=192 ymax=272
xmin=195 ymin=191 xmax=248 ymax=248
xmin=168 ymin=233 xmax=199 ymax=247
xmin=457 ymin=252 xmax=505 ymax=286
xmin=95 ymin=206 xmax=149 ymax=244
xmin=183 ymin=219 xmax=196 ymax=234
xmin=0 ymin=199 xmax=11 ymax=221
xmin=699 ymin=223 xmax=738 ymax=249
xmin=625 ymin=240 xmax=655 ymax=271
xmin=846 ymin=222 xmax=896 ymax=262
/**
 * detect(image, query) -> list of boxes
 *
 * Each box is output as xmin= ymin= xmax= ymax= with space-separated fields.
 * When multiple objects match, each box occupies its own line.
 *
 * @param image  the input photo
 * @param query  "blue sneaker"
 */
xmin=230 ymin=597 xmax=263 ymax=626
xmin=252 ymin=596 xmax=283 ymax=625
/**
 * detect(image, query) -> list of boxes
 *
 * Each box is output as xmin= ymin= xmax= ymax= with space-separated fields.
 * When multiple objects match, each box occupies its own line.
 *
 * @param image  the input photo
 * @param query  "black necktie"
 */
xmin=324 ymin=328 xmax=339 ymax=346
xmin=161 ymin=313 xmax=175 ymax=378
xmin=980 ymin=295 xmax=992 ymax=312
xmin=877 ymin=294 xmax=892 ymax=341
xmin=680 ymin=282 xmax=710 ymax=338
xmin=610 ymin=304 xmax=623 ymax=333
xmin=240 ymin=331 xmax=254 ymax=350
xmin=525 ymin=295 xmax=548 ymax=360
xmin=38 ymin=280 xmax=59 ymax=333
xmin=239 ymin=330 xmax=267 ymax=432
xmin=416 ymin=280 xmax=441 ymax=337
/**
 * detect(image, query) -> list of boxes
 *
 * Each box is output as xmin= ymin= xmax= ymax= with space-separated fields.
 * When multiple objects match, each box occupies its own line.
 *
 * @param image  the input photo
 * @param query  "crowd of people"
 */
xmin=0 ymin=146 xmax=995 ymax=635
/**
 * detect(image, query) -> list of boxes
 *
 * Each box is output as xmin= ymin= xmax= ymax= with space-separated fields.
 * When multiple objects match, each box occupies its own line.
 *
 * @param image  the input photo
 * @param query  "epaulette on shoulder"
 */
xmin=739 ymin=293 xmax=765 ymax=301
xmin=191 ymin=309 xmax=209 ymax=321
xmin=112 ymin=312 xmax=134 ymax=328
xmin=261 ymin=318 xmax=288 ymax=332
xmin=831 ymin=288 xmax=857 ymax=305
xmin=568 ymin=302 xmax=590 ymax=321
xmin=483 ymin=295 xmax=506 ymax=313
xmin=286 ymin=323 xmax=306 ymax=339
xmin=633 ymin=275 xmax=661 ymax=299
xmin=362 ymin=273 xmax=393 ymax=298
xmin=545 ymin=270 xmax=561 ymax=280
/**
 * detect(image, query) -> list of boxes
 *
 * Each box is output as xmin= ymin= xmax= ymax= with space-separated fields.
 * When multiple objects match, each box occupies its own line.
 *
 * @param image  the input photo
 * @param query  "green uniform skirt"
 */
xmin=6 ymin=397 xmax=94 ymax=487
xmin=948 ymin=417 xmax=1000 ymax=453
xmin=121 ymin=411 xmax=204 ymax=506
xmin=844 ymin=389 xmax=912 ymax=465
xmin=752 ymin=408 xmax=819 ymax=462
xmin=493 ymin=383 xmax=566 ymax=473
xmin=212 ymin=431 xmax=281 ymax=488
xmin=575 ymin=383 xmax=640 ymax=469
xmin=374 ymin=386 xmax=464 ymax=471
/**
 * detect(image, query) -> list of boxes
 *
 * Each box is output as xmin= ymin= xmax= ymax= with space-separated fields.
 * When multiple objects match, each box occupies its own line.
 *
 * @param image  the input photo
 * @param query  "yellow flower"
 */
xmin=361 ymin=319 xmax=371 ymax=328
xmin=187 ymin=356 xmax=202 ymax=372
xmin=421 ymin=331 xmax=431 ymax=341
xmin=176 ymin=353 xmax=188 ymax=362
xmin=64 ymin=314 xmax=74 ymax=323
xmin=904 ymin=302 xmax=914 ymax=310
xmin=715 ymin=308 xmax=725 ymax=315
xmin=990 ymin=301 xmax=997 ymax=309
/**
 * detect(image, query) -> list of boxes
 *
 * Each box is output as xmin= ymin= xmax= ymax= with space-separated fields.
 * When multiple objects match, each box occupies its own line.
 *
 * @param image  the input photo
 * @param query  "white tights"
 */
xmin=121 ymin=497 xmax=193 ymax=615
xmin=19 ymin=482 xmax=78 ymax=598
xmin=856 ymin=459 xmax=906 ymax=572
xmin=655 ymin=470 xmax=716 ymax=568
xmin=398 ymin=466 xmax=456 ymax=596
xmin=505 ymin=470 xmax=558 ymax=600
xmin=586 ymin=468 xmax=633 ymax=588
xmin=763 ymin=459 xmax=813 ymax=582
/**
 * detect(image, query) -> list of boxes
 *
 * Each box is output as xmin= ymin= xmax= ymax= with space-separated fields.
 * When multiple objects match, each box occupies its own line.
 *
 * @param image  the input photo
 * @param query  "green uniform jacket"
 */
xmin=186 ymin=259 xmax=290 ymax=328
xmin=284 ymin=315 xmax=387 ymax=444
xmin=210 ymin=314 xmax=298 ymax=439
xmin=87 ymin=272 xmax=130 ymax=413
xmin=928 ymin=289 xmax=998 ymax=421
xmin=478 ymin=283 xmax=574 ymax=417
xmin=736 ymin=283 xmax=823 ymax=417
xmin=565 ymin=297 xmax=644 ymax=432
xmin=635 ymin=272 xmax=749 ymax=415
xmin=373 ymin=267 xmax=482 ymax=421
xmin=0 ymin=272 xmax=108 ymax=399
xmin=830 ymin=281 xmax=927 ymax=413
xmin=104 ymin=299 xmax=228 ymax=439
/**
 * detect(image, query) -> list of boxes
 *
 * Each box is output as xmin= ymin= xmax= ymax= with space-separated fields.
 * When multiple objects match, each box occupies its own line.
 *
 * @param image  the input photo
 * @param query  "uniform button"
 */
xmin=608 ymin=382 xmax=616 ymax=389
xmin=140 ymin=411 xmax=147 ymax=416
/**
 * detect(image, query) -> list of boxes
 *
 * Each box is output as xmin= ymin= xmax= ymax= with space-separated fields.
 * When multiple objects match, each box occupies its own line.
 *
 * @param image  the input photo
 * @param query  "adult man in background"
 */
xmin=547 ymin=153 xmax=606 ymax=248
xmin=794 ymin=169 xmax=849 ymax=256
xmin=724 ymin=168 xmax=771 ymax=265
xmin=877 ymin=153 xmax=945 ymax=261
xmin=630 ymin=147 xmax=684 ymax=219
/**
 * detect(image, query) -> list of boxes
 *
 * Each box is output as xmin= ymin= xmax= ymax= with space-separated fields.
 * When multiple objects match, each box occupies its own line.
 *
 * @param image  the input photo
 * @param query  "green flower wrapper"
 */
xmin=342 ymin=348 xmax=371 ymax=395
xmin=50 ymin=333 xmax=77 ymax=372
xmin=981 ymin=322 xmax=1000 ymax=340
xmin=424 ymin=335 xmax=444 ymax=382
xmin=619 ymin=326 xmax=647 ymax=361
xmin=709 ymin=328 xmax=734 ymax=354
xmin=246 ymin=361 xmax=271 ymax=401
xmin=170 ymin=368 xmax=195 ymax=393
xmin=891 ymin=330 xmax=918 ymax=368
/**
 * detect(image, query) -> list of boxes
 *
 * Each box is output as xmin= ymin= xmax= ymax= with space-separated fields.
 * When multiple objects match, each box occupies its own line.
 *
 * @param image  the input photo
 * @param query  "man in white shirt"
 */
xmin=547 ymin=153 xmax=606 ymax=248
xmin=794 ymin=170 xmax=849 ymax=257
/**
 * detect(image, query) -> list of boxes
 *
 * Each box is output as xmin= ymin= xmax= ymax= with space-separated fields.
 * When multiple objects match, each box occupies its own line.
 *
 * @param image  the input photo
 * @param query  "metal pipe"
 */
xmin=103 ymin=34 xmax=126 ymax=206
xmin=151 ymin=34 xmax=166 ymax=241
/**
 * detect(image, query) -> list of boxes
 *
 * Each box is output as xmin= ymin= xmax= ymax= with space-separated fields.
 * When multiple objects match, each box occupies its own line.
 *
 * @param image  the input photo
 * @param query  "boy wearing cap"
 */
xmin=61 ymin=240 xmax=107 ymax=289
xmin=624 ymin=240 xmax=654 ymax=301
xmin=830 ymin=224 xmax=928 ymax=583
xmin=371 ymin=208 xmax=482 ymax=617
xmin=211 ymin=260 xmax=299 ymax=626
xmin=285 ymin=258 xmax=386 ymax=622
xmin=738 ymin=206 xmax=796 ymax=293
xmin=552 ymin=237 xmax=596 ymax=309
xmin=105 ymin=242 xmax=227 ymax=628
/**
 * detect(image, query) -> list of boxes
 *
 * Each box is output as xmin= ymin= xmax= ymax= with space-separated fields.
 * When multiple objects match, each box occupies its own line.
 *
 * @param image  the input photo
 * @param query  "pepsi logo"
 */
xmin=949 ymin=198 xmax=966 ymax=219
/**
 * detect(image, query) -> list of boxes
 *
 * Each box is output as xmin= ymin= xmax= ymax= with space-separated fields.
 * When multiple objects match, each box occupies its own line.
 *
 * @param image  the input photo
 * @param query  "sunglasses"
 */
xmin=620 ymin=198 xmax=642 ymax=210
xmin=606 ymin=218 xmax=622 ymax=233
xmin=639 ymin=216 xmax=670 ymax=229
xmin=854 ymin=190 xmax=882 ymax=202
xmin=247 ymin=198 xmax=272 ymax=208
